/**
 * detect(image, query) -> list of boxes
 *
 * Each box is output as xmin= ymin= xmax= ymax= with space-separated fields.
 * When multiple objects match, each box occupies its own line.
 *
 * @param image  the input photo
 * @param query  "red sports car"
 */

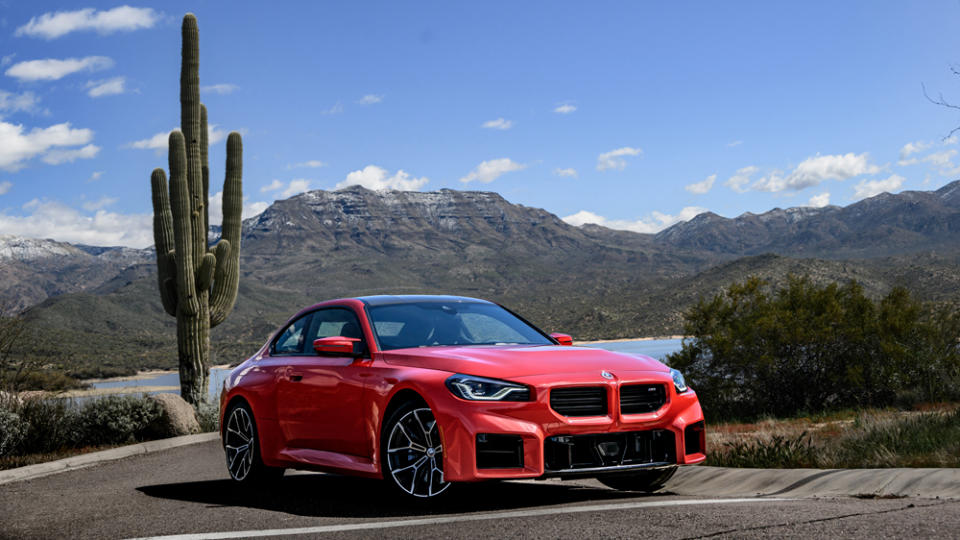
xmin=219 ymin=295 xmax=705 ymax=498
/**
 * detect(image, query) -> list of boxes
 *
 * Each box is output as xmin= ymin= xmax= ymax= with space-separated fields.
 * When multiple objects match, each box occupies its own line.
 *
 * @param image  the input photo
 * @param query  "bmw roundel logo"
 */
xmin=601 ymin=370 xmax=614 ymax=379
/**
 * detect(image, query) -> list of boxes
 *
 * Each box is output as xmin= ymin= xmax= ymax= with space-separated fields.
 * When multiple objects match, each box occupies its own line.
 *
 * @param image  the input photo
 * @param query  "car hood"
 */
xmin=381 ymin=344 xmax=669 ymax=379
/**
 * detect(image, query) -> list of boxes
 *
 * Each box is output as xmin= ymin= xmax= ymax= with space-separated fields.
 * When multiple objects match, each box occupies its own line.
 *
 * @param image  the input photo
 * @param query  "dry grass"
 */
xmin=708 ymin=403 xmax=960 ymax=468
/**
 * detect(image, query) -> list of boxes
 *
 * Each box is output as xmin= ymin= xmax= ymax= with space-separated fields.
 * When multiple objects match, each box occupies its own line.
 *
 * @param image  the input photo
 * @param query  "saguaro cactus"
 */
xmin=150 ymin=13 xmax=242 ymax=405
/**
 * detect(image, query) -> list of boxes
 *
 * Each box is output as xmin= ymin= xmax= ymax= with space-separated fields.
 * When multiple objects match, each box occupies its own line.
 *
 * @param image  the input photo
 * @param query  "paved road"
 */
xmin=1 ymin=440 xmax=958 ymax=539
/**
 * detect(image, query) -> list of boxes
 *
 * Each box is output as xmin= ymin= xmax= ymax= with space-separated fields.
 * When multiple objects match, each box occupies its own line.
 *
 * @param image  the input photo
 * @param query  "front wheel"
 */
xmin=598 ymin=466 xmax=677 ymax=492
xmin=381 ymin=401 xmax=451 ymax=498
xmin=223 ymin=402 xmax=284 ymax=485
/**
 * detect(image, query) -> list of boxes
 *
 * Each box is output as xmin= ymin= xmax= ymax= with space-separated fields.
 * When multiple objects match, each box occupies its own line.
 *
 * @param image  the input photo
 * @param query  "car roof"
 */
xmin=357 ymin=294 xmax=494 ymax=307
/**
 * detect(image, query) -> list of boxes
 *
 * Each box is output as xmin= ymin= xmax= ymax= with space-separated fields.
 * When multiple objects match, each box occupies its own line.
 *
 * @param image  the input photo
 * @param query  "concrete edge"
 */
xmin=0 ymin=432 xmax=220 ymax=486
xmin=667 ymin=465 xmax=960 ymax=500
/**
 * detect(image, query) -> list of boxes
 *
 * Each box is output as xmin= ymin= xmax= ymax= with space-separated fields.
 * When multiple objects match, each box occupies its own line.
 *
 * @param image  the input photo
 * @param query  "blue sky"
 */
xmin=2 ymin=1 xmax=960 ymax=247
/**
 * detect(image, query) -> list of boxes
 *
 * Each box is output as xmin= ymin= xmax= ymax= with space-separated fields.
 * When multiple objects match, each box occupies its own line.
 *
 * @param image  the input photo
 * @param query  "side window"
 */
xmin=304 ymin=308 xmax=366 ymax=354
xmin=273 ymin=313 xmax=312 ymax=355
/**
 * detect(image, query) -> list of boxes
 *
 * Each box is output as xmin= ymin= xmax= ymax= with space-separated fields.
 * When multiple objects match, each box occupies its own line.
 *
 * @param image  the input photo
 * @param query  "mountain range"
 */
xmin=4 ymin=180 xmax=960 ymax=377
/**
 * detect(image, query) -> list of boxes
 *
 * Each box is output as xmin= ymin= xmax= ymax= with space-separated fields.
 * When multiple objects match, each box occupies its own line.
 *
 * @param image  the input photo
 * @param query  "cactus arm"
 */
xmin=210 ymin=132 xmax=242 ymax=328
xmin=197 ymin=252 xmax=216 ymax=293
xmin=168 ymin=131 xmax=199 ymax=317
xmin=180 ymin=14 xmax=205 ymax=272
xmin=201 ymin=103 xmax=210 ymax=239
xmin=150 ymin=168 xmax=178 ymax=316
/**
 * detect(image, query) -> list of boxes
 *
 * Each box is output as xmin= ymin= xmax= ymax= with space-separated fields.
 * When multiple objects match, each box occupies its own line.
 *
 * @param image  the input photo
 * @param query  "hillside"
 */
xmin=9 ymin=182 xmax=960 ymax=377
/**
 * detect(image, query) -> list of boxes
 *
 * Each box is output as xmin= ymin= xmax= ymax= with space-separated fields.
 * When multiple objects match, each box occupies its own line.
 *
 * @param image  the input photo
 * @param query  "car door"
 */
xmin=275 ymin=307 xmax=369 ymax=457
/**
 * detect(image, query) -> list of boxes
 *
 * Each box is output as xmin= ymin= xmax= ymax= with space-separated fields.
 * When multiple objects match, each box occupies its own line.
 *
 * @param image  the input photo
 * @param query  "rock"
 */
xmin=147 ymin=393 xmax=200 ymax=437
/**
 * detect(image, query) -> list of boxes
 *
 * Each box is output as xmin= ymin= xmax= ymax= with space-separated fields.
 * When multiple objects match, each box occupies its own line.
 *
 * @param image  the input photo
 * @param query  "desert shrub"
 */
xmin=0 ymin=408 xmax=26 ymax=457
xmin=75 ymin=395 xmax=163 ymax=446
xmin=668 ymin=276 xmax=960 ymax=420
xmin=15 ymin=398 xmax=76 ymax=454
xmin=194 ymin=400 xmax=220 ymax=433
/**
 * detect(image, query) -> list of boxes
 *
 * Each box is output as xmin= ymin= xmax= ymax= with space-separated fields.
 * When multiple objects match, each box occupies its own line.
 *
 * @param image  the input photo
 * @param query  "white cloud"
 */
xmin=853 ymin=174 xmax=905 ymax=200
xmin=899 ymin=140 xmax=931 ymax=162
xmin=6 ymin=56 xmax=113 ymax=82
xmin=287 ymin=160 xmax=326 ymax=169
xmin=201 ymin=84 xmax=238 ymax=95
xmin=357 ymin=94 xmax=383 ymax=105
xmin=596 ymin=146 xmax=642 ymax=171
xmin=209 ymin=190 xmax=269 ymax=224
xmin=752 ymin=153 xmax=880 ymax=192
xmin=553 ymin=168 xmax=578 ymax=178
xmin=127 ymin=124 xmax=231 ymax=154
xmin=320 ymin=102 xmax=343 ymax=115
xmin=87 ymin=171 xmax=103 ymax=182
xmin=922 ymin=149 xmax=956 ymax=167
xmin=1 ymin=55 xmax=14 ymax=68
xmin=459 ymin=158 xmax=525 ymax=184
xmin=338 ymin=165 xmax=429 ymax=191
xmin=0 ymin=199 xmax=152 ymax=247
xmin=0 ymin=181 xmax=11 ymax=195
xmin=280 ymin=179 xmax=311 ymax=198
xmin=15 ymin=6 xmax=161 ymax=39
xmin=725 ymin=166 xmax=758 ymax=193
xmin=0 ymin=90 xmax=40 ymax=115
xmin=482 ymin=118 xmax=513 ymax=130
xmin=254 ymin=179 xmax=310 ymax=198
xmin=807 ymin=192 xmax=830 ymax=208
xmin=0 ymin=121 xmax=94 ymax=171
xmin=727 ymin=140 xmax=743 ymax=148
xmin=554 ymin=104 xmax=576 ymax=114
xmin=562 ymin=206 xmax=707 ymax=234
xmin=41 ymin=143 xmax=100 ymax=165
xmin=260 ymin=179 xmax=284 ymax=192
xmin=685 ymin=174 xmax=716 ymax=195
xmin=86 ymin=76 xmax=125 ymax=97
xmin=81 ymin=196 xmax=116 ymax=211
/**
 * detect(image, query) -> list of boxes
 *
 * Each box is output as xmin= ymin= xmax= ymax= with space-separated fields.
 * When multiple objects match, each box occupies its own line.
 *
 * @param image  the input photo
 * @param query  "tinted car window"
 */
xmin=369 ymin=302 xmax=552 ymax=350
xmin=304 ymin=308 xmax=365 ymax=346
xmin=273 ymin=313 xmax=312 ymax=354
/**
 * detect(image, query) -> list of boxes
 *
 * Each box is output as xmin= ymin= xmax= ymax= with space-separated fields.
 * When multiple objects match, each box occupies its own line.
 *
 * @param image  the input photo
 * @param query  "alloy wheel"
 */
xmin=224 ymin=406 xmax=255 ymax=481
xmin=386 ymin=407 xmax=450 ymax=497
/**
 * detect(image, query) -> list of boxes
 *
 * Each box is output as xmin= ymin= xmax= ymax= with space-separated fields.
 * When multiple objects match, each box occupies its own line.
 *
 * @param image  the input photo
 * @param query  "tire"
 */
xmin=223 ymin=402 xmax=284 ymax=485
xmin=597 ymin=466 xmax=677 ymax=492
xmin=381 ymin=400 xmax=451 ymax=498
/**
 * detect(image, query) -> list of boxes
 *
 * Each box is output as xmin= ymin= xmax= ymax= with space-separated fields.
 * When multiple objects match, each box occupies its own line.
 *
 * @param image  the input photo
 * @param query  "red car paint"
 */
xmin=220 ymin=296 xmax=706 ymax=484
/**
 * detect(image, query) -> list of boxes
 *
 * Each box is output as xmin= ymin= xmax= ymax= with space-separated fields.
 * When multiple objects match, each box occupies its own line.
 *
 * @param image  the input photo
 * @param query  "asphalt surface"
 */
xmin=1 ymin=440 xmax=958 ymax=539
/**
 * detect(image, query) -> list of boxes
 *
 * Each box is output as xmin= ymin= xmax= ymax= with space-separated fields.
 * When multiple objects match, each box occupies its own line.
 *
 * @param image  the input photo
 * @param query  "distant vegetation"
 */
xmin=668 ymin=276 xmax=960 ymax=420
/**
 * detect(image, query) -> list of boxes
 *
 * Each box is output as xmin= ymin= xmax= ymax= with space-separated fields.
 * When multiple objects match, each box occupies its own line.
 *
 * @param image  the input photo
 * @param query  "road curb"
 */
xmin=668 ymin=465 xmax=960 ymax=500
xmin=0 ymin=432 xmax=220 ymax=486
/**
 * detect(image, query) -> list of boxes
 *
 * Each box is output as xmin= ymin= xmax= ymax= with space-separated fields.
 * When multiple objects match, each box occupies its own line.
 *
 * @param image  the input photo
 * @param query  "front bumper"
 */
xmin=431 ymin=370 xmax=706 ymax=482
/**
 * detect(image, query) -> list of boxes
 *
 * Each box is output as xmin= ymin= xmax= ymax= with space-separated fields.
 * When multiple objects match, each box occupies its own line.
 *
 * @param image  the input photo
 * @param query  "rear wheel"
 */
xmin=223 ymin=402 xmax=284 ymax=484
xmin=598 ymin=466 xmax=677 ymax=492
xmin=382 ymin=401 xmax=451 ymax=498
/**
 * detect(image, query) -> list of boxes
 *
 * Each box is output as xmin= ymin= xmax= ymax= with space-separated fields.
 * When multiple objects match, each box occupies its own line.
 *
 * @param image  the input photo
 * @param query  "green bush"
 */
xmin=0 ymin=394 xmax=165 ymax=458
xmin=668 ymin=276 xmax=960 ymax=420
xmin=194 ymin=399 xmax=220 ymax=433
xmin=75 ymin=396 xmax=163 ymax=446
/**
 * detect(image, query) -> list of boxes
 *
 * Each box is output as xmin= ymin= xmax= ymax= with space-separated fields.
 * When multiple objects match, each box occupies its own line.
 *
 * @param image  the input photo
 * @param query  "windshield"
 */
xmin=368 ymin=301 xmax=553 ymax=350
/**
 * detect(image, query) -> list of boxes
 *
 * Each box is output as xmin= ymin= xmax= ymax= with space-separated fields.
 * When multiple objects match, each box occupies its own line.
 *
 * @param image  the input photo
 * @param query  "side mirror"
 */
xmin=313 ymin=336 xmax=362 ymax=357
xmin=550 ymin=332 xmax=574 ymax=346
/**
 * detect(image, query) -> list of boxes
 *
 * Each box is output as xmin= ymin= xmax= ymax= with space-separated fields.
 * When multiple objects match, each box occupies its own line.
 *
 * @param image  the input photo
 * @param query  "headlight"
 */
xmin=670 ymin=368 xmax=688 ymax=393
xmin=446 ymin=374 xmax=531 ymax=401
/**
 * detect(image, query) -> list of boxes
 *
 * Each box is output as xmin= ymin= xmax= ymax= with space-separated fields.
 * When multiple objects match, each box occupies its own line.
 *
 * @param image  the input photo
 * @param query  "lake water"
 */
xmin=88 ymin=338 xmax=686 ymax=399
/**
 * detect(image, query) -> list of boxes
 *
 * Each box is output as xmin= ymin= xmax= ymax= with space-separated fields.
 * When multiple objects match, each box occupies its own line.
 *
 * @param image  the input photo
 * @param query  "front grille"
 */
xmin=544 ymin=429 xmax=676 ymax=472
xmin=620 ymin=384 xmax=667 ymax=414
xmin=550 ymin=387 xmax=607 ymax=417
